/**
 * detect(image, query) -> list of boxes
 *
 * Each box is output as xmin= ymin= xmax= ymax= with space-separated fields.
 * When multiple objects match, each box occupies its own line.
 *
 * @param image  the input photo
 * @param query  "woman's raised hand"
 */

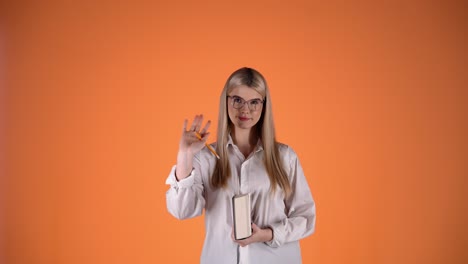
xmin=179 ymin=114 xmax=211 ymax=154
xmin=176 ymin=115 xmax=211 ymax=180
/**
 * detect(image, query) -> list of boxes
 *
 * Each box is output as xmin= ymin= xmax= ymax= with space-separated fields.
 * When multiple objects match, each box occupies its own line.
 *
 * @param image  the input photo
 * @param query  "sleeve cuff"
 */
xmin=165 ymin=165 xmax=195 ymax=189
xmin=265 ymin=221 xmax=285 ymax=248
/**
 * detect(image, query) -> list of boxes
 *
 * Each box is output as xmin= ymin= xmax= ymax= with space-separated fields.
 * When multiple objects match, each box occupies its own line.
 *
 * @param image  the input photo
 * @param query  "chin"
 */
xmin=235 ymin=123 xmax=253 ymax=130
xmin=238 ymin=121 xmax=259 ymax=130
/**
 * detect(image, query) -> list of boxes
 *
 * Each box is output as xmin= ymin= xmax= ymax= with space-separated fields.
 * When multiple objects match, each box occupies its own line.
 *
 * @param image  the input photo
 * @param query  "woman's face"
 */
xmin=227 ymin=85 xmax=264 ymax=132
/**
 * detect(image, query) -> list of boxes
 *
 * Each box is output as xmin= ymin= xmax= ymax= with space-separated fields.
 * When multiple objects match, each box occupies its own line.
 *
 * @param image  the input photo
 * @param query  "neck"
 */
xmin=232 ymin=128 xmax=258 ymax=156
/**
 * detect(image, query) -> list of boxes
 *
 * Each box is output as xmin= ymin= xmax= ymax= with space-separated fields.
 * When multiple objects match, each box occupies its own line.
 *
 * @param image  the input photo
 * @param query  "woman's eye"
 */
xmin=251 ymin=100 xmax=260 ymax=105
xmin=234 ymin=98 xmax=243 ymax=103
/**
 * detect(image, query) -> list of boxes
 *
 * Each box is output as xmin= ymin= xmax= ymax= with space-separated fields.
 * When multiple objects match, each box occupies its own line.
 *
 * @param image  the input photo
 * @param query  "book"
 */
xmin=232 ymin=193 xmax=252 ymax=240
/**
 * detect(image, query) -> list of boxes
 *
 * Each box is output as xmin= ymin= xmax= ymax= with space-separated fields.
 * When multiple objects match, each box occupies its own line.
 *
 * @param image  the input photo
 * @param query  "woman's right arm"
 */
xmin=165 ymin=115 xmax=211 ymax=219
xmin=165 ymin=155 xmax=205 ymax=219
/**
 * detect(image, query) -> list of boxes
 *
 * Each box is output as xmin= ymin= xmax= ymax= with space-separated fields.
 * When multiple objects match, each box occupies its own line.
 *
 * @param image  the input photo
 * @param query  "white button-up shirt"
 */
xmin=166 ymin=136 xmax=316 ymax=264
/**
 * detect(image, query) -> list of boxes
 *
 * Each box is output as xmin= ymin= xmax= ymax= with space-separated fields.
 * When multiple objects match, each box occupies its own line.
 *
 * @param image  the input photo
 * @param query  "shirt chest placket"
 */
xmin=239 ymin=161 xmax=250 ymax=195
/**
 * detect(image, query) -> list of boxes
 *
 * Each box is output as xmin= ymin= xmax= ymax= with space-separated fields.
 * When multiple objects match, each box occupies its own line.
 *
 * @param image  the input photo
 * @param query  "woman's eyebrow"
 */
xmin=231 ymin=95 xmax=262 ymax=101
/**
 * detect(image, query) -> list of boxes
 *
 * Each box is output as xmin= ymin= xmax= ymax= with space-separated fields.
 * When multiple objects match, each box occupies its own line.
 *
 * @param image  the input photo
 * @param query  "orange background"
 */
xmin=1 ymin=0 xmax=467 ymax=263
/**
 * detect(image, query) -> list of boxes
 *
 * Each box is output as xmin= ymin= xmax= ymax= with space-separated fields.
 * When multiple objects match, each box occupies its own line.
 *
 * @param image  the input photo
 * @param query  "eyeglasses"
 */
xmin=227 ymin=95 xmax=265 ymax=111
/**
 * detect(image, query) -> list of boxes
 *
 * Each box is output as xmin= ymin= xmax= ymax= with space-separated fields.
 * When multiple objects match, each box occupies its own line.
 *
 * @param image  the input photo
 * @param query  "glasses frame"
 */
xmin=227 ymin=95 xmax=265 ymax=111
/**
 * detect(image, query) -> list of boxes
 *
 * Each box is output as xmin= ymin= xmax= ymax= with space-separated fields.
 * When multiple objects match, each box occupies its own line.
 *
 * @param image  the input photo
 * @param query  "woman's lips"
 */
xmin=238 ymin=116 xmax=250 ymax=121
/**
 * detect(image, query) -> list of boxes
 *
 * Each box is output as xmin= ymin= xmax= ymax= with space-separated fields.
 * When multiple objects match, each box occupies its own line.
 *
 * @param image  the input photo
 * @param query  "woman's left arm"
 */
xmin=266 ymin=148 xmax=316 ymax=248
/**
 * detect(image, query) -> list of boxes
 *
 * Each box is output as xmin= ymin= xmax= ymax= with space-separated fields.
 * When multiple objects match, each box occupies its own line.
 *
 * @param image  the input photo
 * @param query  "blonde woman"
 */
xmin=166 ymin=67 xmax=316 ymax=264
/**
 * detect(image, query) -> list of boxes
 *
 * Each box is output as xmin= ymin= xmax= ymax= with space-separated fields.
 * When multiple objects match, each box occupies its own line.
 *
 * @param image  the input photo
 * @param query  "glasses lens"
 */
xmin=232 ymin=97 xmax=244 ymax=109
xmin=249 ymin=99 xmax=263 ymax=110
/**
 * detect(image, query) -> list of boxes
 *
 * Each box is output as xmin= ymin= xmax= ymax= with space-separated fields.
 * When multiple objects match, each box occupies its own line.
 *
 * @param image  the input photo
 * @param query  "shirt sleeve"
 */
xmin=165 ymin=159 xmax=206 ymax=219
xmin=266 ymin=148 xmax=316 ymax=247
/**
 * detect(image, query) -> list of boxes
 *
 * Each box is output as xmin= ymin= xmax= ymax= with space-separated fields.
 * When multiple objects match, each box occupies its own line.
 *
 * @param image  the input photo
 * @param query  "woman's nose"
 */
xmin=239 ymin=102 xmax=250 ymax=112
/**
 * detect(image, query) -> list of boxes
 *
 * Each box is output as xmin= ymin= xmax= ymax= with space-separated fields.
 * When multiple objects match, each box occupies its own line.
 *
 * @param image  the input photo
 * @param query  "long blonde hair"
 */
xmin=211 ymin=67 xmax=291 ymax=197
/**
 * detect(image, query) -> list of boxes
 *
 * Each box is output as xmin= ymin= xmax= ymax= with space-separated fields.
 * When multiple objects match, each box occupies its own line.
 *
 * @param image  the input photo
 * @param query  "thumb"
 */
xmin=251 ymin=223 xmax=261 ymax=232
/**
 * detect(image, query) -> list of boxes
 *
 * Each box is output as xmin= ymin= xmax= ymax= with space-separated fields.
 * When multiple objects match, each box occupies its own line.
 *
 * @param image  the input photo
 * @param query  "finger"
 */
xmin=239 ymin=238 xmax=251 ymax=247
xmin=194 ymin=114 xmax=203 ymax=132
xmin=182 ymin=119 xmax=188 ymax=133
xmin=234 ymin=238 xmax=246 ymax=246
xmin=189 ymin=115 xmax=198 ymax=131
xmin=199 ymin=120 xmax=211 ymax=135
xmin=251 ymin=223 xmax=260 ymax=232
